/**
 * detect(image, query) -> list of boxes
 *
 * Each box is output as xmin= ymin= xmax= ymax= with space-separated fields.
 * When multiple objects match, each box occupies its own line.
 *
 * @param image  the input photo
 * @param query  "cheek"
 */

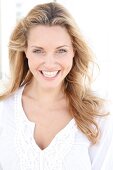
xmin=27 ymin=59 xmax=37 ymax=71
xmin=27 ymin=56 xmax=41 ymax=68
xmin=63 ymin=56 xmax=73 ymax=69
xmin=67 ymin=58 xmax=74 ymax=72
xmin=26 ymin=51 xmax=38 ymax=66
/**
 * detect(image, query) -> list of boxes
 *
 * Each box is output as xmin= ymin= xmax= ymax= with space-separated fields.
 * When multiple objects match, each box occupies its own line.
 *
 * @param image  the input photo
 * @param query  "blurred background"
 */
xmin=0 ymin=0 xmax=113 ymax=100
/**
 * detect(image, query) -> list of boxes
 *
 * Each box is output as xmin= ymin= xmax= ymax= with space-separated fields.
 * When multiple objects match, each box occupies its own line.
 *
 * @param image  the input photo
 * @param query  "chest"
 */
xmin=22 ymin=95 xmax=73 ymax=150
xmin=33 ymin=115 xmax=73 ymax=150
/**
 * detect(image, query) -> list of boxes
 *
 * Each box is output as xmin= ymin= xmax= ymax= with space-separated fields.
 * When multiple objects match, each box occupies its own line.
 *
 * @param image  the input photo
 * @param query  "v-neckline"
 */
xmin=16 ymin=84 xmax=76 ymax=153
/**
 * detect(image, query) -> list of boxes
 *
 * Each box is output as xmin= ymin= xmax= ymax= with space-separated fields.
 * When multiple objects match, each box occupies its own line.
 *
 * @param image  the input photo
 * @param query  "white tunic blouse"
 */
xmin=0 ymin=85 xmax=113 ymax=170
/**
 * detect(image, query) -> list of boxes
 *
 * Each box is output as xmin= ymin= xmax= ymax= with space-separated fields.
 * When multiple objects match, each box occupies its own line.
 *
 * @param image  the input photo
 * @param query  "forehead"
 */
xmin=27 ymin=25 xmax=72 ymax=45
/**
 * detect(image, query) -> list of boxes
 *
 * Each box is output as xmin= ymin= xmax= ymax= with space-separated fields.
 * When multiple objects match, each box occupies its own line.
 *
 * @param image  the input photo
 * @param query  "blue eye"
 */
xmin=33 ymin=49 xmax=44 ymax=54
xmin=57 ymin=49 xmax=67 ymax=53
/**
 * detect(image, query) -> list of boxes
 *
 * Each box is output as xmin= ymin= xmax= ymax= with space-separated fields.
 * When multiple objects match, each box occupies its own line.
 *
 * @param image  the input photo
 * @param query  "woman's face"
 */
xmin=25 ymin=25 xmax=74 ymax=89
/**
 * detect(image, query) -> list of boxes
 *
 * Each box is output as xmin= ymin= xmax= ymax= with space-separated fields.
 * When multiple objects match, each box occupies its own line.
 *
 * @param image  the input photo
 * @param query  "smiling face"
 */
xmin=25 ymin=25 xmax=74 ymax=90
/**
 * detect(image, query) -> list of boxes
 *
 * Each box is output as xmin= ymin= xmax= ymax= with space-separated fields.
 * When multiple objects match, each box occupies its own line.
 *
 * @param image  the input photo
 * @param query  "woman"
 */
xmin=0 ymin=2 xmax=113 ymax=170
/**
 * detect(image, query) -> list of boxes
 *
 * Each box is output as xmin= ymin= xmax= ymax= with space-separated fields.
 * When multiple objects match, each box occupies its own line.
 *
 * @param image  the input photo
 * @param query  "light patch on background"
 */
xmin=0 ymin=0 xmax=113 ymax=100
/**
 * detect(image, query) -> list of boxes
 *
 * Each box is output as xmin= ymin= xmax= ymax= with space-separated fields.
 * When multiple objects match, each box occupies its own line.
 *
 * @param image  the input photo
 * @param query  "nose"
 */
xmin=43 ymin=53 xmax=56 ymax=68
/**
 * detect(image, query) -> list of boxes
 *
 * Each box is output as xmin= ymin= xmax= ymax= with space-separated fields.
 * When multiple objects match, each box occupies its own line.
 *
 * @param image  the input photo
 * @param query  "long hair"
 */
xmin=0 ymin=2 xmax=107 ymax=144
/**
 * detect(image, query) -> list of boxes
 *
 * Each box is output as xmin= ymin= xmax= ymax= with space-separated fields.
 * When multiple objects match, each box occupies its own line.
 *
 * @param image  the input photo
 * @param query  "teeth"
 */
xmin=41 ymin=71 xmax=59 ymax=78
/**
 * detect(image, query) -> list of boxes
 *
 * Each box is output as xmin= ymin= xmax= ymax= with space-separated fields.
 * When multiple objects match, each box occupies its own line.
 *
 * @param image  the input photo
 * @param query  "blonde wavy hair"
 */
xmin=0 ymin=2 xmax=106 ymax=144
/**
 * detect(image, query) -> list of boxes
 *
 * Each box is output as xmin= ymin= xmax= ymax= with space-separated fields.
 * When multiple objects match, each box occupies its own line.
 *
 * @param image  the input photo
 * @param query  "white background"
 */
xmin=0 ymin=0 xmax=113 ymax=100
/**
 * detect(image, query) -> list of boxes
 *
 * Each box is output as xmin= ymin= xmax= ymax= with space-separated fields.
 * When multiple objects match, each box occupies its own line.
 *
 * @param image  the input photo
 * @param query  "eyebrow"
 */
xmin=31 ymin=45 xmax=70 ymax=49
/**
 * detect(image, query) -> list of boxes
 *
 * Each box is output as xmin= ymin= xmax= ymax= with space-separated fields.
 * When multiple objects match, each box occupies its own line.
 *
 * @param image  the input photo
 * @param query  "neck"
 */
xmin=25 ymin=79 xmax=65 ymax=106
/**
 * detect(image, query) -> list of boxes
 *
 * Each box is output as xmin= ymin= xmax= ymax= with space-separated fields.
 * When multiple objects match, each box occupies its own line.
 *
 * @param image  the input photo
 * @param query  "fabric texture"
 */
xmin=0 ymin=85 xmax=113 ymax=170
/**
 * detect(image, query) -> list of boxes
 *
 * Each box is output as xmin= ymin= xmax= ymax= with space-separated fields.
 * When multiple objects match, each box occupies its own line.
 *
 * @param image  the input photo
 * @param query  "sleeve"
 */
xmin=0 ymin=101 xmax=3 ymax=120
xmin=89 ymin=102 xmax=113 ymax=170
xmin=0 ymin=101 xmax=4 ymax=133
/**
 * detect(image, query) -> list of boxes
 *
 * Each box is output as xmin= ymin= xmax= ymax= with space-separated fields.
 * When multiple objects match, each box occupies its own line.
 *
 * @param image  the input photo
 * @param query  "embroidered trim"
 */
xmin=14 ymin=86 xmax=78 ymax=170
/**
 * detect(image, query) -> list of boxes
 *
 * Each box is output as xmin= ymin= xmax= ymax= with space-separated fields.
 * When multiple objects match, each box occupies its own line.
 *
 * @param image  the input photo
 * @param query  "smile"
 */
xmin=40 ymin=70 xmax=60 ymax=78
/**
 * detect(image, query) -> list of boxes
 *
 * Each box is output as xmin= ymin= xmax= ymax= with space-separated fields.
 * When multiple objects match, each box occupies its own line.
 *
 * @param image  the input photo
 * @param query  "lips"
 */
xmin=40 ymin=70 xmax=60 ymax=78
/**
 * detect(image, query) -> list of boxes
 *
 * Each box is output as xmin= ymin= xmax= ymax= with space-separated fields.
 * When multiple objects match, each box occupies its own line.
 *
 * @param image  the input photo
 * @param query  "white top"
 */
xmin=0 ymin=85 xmax=113 ymax=170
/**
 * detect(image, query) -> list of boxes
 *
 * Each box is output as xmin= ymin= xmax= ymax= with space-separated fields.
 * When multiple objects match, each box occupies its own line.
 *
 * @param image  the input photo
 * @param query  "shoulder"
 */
xmin=89 ymin=101 xmax=113 ymax=168
xmin=90 ymin=100 xmax=113 ymax=150
xmin=0 ymin=88 xmax=21 ymax=125
xmin=97 ymin=100 xmax=113 ymax=131
xmin=0 ymin=91 xmax=15 ymax=110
